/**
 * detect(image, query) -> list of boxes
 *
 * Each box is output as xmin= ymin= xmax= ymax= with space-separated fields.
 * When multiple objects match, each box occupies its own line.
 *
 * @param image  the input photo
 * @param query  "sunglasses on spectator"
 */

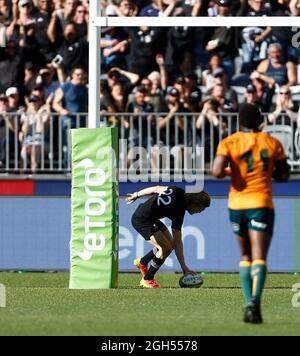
xmin=280 ymin=92 xmax=289 ymax=95
xmin=77 ymin=9 xmax=86 ymax=13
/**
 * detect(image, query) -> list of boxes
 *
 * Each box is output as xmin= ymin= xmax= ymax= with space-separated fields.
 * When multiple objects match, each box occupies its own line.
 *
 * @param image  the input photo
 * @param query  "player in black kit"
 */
xmin=126 ymin=186 xmax=211 ymax=288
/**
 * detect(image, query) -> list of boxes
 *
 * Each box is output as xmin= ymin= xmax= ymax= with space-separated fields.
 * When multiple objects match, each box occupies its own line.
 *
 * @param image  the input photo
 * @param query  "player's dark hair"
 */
xmin=239 ymin=103 xmax=263 ymax=130
xmin=185 ymin=191 xmax=211 ymax=209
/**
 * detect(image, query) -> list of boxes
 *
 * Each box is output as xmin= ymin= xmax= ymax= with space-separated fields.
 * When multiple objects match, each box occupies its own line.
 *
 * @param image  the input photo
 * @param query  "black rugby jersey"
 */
xmin=136 ymin=186 xmax=186 ymax=230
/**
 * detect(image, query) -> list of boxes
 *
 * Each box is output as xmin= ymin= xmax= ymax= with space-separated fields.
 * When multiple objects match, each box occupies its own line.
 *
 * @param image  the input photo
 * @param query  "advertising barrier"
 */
xmin=0 ymin=196 xmax=299 ymax=272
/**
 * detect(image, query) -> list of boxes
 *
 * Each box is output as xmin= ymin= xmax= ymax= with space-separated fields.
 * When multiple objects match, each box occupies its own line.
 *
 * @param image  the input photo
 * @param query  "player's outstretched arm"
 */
xmin=212 ymin=155 xmax=231 ymax=179
xmin=126 ymin=186 xmax=169 ymax=204
xmin=172 ymin=229 xmax=196 ymax=275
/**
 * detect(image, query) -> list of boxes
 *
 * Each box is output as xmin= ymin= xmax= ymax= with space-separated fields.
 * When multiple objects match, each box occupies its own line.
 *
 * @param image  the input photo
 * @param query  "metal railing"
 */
xmin=0 ymin=111 xmax=299 ymax=174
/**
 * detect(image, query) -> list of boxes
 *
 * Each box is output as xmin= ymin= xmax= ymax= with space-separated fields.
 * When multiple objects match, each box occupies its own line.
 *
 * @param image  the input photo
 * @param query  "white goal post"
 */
xmin=88 ymin=0 xmax=300 ymax=128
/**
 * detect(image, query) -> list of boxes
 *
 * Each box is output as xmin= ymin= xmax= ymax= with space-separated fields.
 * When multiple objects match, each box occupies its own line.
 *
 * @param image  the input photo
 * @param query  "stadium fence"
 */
xmin=0 ymin=112 xmax=300 ymax=173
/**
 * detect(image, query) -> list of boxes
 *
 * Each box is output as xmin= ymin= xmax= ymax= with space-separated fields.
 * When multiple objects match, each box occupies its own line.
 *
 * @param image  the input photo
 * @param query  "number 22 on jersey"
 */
xmin=157 ymin=189 xmax=173 ymax=206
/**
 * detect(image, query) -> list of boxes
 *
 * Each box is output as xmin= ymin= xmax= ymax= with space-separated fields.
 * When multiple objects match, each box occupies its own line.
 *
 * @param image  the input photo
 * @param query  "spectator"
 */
xmin=166 ymin=27 xmax=195 ymax=76
xmin=196 ymin=96 xmax=221 ymax=129
xmin=13 ymin=0 xmax=35 ymax=26
xmin=214 ymin=0 xmax=232 ymax=16
xmin=125 ymin=27 xmax=167 ymax=78
xmin=289 ymin=0 xmax=300 ymax=16
xmin=101 ymin=82 xmax=130 ymax=128
xmin=271 ymin=31 xmax=298 ymax=64
xmin=101 ymin=27 xmax=129 ymax=71
xmin=53 ymin=65 xmax=88 ymax=168
xmin=24 ymin=61 xmax=38 ymax=96
xmin=268 ymin=85 xmax=299 ymax=125
xmin=250 ymin=74 xmax=274 ymax=112
xmin=152 ymin=54 xmax=168 ymax=91
xmin=56 ymin=21 xmax=88 ymax=77
xmin=241 ymin=26 xmax=272 ymax=66
xmin=0 ymin=13 xmax=7 ymax=47
xmin=207 ymin=69 xmax=238 ymax=112
xmin=180 ymin=0 xmax=209 ymax=16
xmin=256 ymin=43 xmax=298 ymax=87
xmin=205 ymin=25 xmax=238 ymax=81
xmin=6 ymin=86 xmax=23 ymax=111
xmin=107 ymin=0 xmax=138 ymax=16
xmin=243 ymin=84 xmax=265 ymax=110
xmin=18 ymin=20 xmax=44 ymax=66
xmin=202 ymin=54 xmax=222 ymax=90
xmin=0 ymin=94 xmax=9 ymax=168
xmin=147 ymin=71 xmax=165 ymax=97
xmin=212 ymin=67 xmax=228 ymax=88
xmin=210 ymin=83 xmax=237 ymax=112
xmin=139 ymin=0 xmax=177 ymax=17
xmin=36 ymin=67 xmax=60 ymax=99
xmin=126 ymin=85 xmax=154 ymax=149
xmin=53 ymin=0 xmax=64 ymax=9
xmin=0 ymin=0 xmax=12 ymax=23
xmin=102 ymin=82 xmax=127 ymax=113
xmin=141 ymin=76 xmax=166 ymax=112
xmin=20 ymin=94 xmax=50 ymax=172
xmin=106 ymin=67 xmax=140 ymax=97
xmin=100 ymin=0 xmax=109 ymax=15
xmin=0 ymin=39 xmax=24 ymax=94
xmin=5 ymin=87 xmax=24 ymax=166
xmin=33 ymin=0 xmax=55 ymax=63
xmin=271 ymin=0 xmax=299 ymax=15
xmin=173 ymin=76 xmax=190 ymax=110
xmin=196 ymin=96 xmax=224 ymax=162
xmin=30 ymin=84 xmax=46 ymax=103
xmin=159 ymin=87 xmax=189 ymax=147
xmin=73 ymin=3 xmax=87 ymax=38
xmin=238 ymin=0 xmax=272 ymax=16
xmin=47 ymin=0 xmax=77 ymax=41
xmin=142 ymin=55 xmax=168 ymax=112
xmin=30 ymin=82 xmax=56 ymax=162
xmin=1 ymin=7 xmax=300 ymax=175
xmin=183 ymin=71 xmax=202 ymax=111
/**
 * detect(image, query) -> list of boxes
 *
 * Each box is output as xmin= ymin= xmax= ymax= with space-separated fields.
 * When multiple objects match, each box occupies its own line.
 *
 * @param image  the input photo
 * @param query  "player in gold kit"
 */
xmin=213 ymin=103 xmax=290 ymax=324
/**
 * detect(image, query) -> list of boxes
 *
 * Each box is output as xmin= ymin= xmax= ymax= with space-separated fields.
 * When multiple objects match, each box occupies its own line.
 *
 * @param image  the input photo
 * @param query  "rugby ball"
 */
xmin=179 ymin=273 xmax=203 ymax=288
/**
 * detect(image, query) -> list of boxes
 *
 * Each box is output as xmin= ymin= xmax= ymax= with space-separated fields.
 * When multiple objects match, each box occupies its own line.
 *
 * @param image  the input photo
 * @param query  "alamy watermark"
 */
xmin=118 ymin=140 xmax=205 ymax=192
xmin=91 ymin=140 xmax=205 ymax=192
xmin=291 ymin=27 xmax=300 ymax=48
xmin=292 ymin=283 xmax=300 ymax=308
xmin=91 ymin=139 xmax=205 ymax=191
xmin=0 ymin=284 xmax=6 ymax=308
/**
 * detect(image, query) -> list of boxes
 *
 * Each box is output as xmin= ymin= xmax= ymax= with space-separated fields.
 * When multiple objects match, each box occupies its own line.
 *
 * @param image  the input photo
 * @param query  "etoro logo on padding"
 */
xmin=74 ymin=158 xmax=107 ymax=261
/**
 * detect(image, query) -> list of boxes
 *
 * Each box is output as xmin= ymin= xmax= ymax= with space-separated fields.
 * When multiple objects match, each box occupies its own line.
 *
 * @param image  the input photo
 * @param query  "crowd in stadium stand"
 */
xmin=102 ymin=0 xmax=300 ymax=17
xmin=0 ymin=0 xmax=300 ymax=172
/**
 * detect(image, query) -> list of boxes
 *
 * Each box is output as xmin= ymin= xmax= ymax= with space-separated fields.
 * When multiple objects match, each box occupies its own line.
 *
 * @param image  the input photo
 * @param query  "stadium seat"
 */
xmin=231 ymin=86 xmax=246 ymax=104
xmin=292 ymin=92 xmax=300 ymax=104
xmin=263 ymin=125 xmax=294 ymax=162
xmin=231 ymin=74 xmax=251 ymax=87
xmin=295 ymin=129 xmax=300 ymax=160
